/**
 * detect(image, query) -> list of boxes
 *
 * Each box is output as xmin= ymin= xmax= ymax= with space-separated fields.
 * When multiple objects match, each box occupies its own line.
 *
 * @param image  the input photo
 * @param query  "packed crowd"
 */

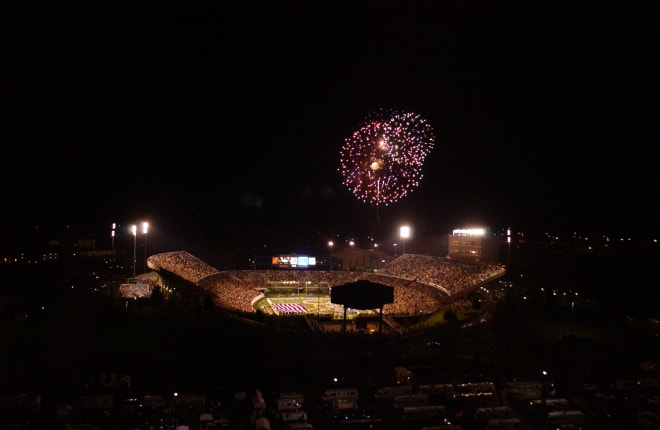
xmin=378 ymin=253 xmax=505 ymax=296
xmin=149 ymin=251 xmax=505 ymax=316
xmin=148 ymin=251 xmax=220 ymax=284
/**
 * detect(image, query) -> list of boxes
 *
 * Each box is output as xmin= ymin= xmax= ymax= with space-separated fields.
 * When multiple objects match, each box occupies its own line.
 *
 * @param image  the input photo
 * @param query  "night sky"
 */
xmin=2 ymin=2 xmax=658 ymax=254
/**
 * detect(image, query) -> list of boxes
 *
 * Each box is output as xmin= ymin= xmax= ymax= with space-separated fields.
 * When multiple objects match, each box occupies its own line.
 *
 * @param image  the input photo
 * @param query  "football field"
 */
xmin=262 ymin=293 xmax=379 ymax=318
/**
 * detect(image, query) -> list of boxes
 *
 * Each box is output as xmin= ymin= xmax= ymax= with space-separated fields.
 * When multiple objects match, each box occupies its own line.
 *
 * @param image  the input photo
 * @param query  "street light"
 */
xmin=400 ymin=225 xmax=410 ymax=255
xmin=328 ymin=241 xmax=334 ymax=272
xmin=142 ymin=221 xmax=149 ymax=274
xmin=131 ymin=224 xmax=137 ymax=277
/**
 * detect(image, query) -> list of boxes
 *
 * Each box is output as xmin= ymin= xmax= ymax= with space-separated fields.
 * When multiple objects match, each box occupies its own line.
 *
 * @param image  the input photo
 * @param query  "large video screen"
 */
xmin=271 ymin=255 xmax=316 ymax=268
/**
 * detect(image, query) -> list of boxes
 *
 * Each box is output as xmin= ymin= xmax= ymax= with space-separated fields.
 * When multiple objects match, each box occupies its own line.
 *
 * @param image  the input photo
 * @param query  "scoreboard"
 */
xmin=271 ymin=255 xmax=316 ymax=268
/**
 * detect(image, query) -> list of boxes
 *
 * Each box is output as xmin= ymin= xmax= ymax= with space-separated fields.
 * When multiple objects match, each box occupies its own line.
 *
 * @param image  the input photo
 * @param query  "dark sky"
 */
xmin=2 ymin=2 xmax=658 ymax=253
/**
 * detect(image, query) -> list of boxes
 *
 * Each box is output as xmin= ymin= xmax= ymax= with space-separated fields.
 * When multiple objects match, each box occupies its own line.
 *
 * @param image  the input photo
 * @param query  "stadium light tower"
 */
xmin=142 ymin=221 xmax=149 ymax=274
xmin=131 ymin=224 xmax=137 ymax=277
xmin=328 ymin=241 xmax=334 ymax=272
xmin=400 ymin=225 xmax=410 ymax=255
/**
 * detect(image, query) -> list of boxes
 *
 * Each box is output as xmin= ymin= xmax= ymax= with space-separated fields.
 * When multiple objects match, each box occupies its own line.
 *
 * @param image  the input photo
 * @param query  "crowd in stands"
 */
xmin=148 ymin=251 xmax=220 ymax=284
xmin=377 ymin=253 xmax=505 ymax=296
xmin=148 ymin=251 xmax=506 ymax=316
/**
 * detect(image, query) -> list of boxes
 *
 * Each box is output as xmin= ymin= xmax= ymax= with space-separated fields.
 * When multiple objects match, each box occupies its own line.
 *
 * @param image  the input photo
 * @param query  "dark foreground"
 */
xmin=1 ymin=243 xmax=659 ymax=429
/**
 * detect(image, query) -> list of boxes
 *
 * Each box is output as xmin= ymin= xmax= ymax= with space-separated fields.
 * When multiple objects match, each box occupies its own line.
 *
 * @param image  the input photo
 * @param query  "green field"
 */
xmin=255 ymin=292 xmax=380 ymax=318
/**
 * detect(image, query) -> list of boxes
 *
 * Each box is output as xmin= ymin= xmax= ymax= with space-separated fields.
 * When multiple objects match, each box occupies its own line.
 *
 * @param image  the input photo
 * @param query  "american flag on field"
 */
xmin=273 ymin=303 xmax=309 ymax=314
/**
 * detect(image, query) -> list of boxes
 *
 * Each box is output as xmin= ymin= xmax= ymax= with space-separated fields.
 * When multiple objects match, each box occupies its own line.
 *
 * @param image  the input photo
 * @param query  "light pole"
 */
xmin=400 ymin=225 xmax=410 ymax=255
xmin=506 ymin=227 xmax=511 ymax=280
xmin=131 ymin=224 xmax=137 ymax=278
xmin=142 ymin=221 xmax=149 ymax=274
xmin=348 ymin=240 xmax=355 ymax=271
xmin=393 ymin=243 xmax=398 ymax=257
xmin=111 ymin=223 xmax=116 ymax=296
xmin=328 ymin=241 xmax=334 ymax=272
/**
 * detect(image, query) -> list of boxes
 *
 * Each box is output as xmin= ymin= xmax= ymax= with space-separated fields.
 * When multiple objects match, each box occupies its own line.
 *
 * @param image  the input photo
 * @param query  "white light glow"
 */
xmin=452 ymin=228 xmax=485 ymax=236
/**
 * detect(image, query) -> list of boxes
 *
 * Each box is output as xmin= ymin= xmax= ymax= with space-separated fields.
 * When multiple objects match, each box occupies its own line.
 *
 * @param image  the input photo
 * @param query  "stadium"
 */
xmin=139 ymin=244 xmax=507 ymax=335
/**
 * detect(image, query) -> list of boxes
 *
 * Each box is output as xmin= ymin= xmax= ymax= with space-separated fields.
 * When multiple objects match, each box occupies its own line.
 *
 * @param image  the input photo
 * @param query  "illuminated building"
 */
xmin=448 ymin=228 xmax=499 ymax=263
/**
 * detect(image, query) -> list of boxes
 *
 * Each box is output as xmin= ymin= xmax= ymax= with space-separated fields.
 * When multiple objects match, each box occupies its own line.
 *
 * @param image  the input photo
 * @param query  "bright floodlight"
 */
xmin=142 ymin=221 xmax=149 ymax=273
xmin=131 ymin=225 xmax=137 ymax=277
xmin=400 ymin=226 xmax=410 ymax=254
xmin=453 ymin=228 xmax=486 ymax=236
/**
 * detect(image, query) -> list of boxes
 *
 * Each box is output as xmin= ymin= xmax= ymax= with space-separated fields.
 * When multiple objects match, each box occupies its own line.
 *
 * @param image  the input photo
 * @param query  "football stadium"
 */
xmin=141 ymin=248 xmax=506 ymax=335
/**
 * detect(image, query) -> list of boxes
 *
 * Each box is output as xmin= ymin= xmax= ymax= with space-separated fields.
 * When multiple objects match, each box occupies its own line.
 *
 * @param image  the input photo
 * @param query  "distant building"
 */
xmin=448 ymin=228 xmax=499 ymax=264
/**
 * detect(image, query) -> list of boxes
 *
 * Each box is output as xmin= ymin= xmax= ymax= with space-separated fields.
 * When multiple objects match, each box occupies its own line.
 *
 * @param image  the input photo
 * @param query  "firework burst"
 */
xmin=339 ymin=109 xmax=435 ymax=207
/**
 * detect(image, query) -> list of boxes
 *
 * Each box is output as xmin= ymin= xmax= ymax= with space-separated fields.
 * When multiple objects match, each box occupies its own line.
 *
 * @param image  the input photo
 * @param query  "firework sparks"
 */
xmin=339 ymin=109 xmax=435 ymax=207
